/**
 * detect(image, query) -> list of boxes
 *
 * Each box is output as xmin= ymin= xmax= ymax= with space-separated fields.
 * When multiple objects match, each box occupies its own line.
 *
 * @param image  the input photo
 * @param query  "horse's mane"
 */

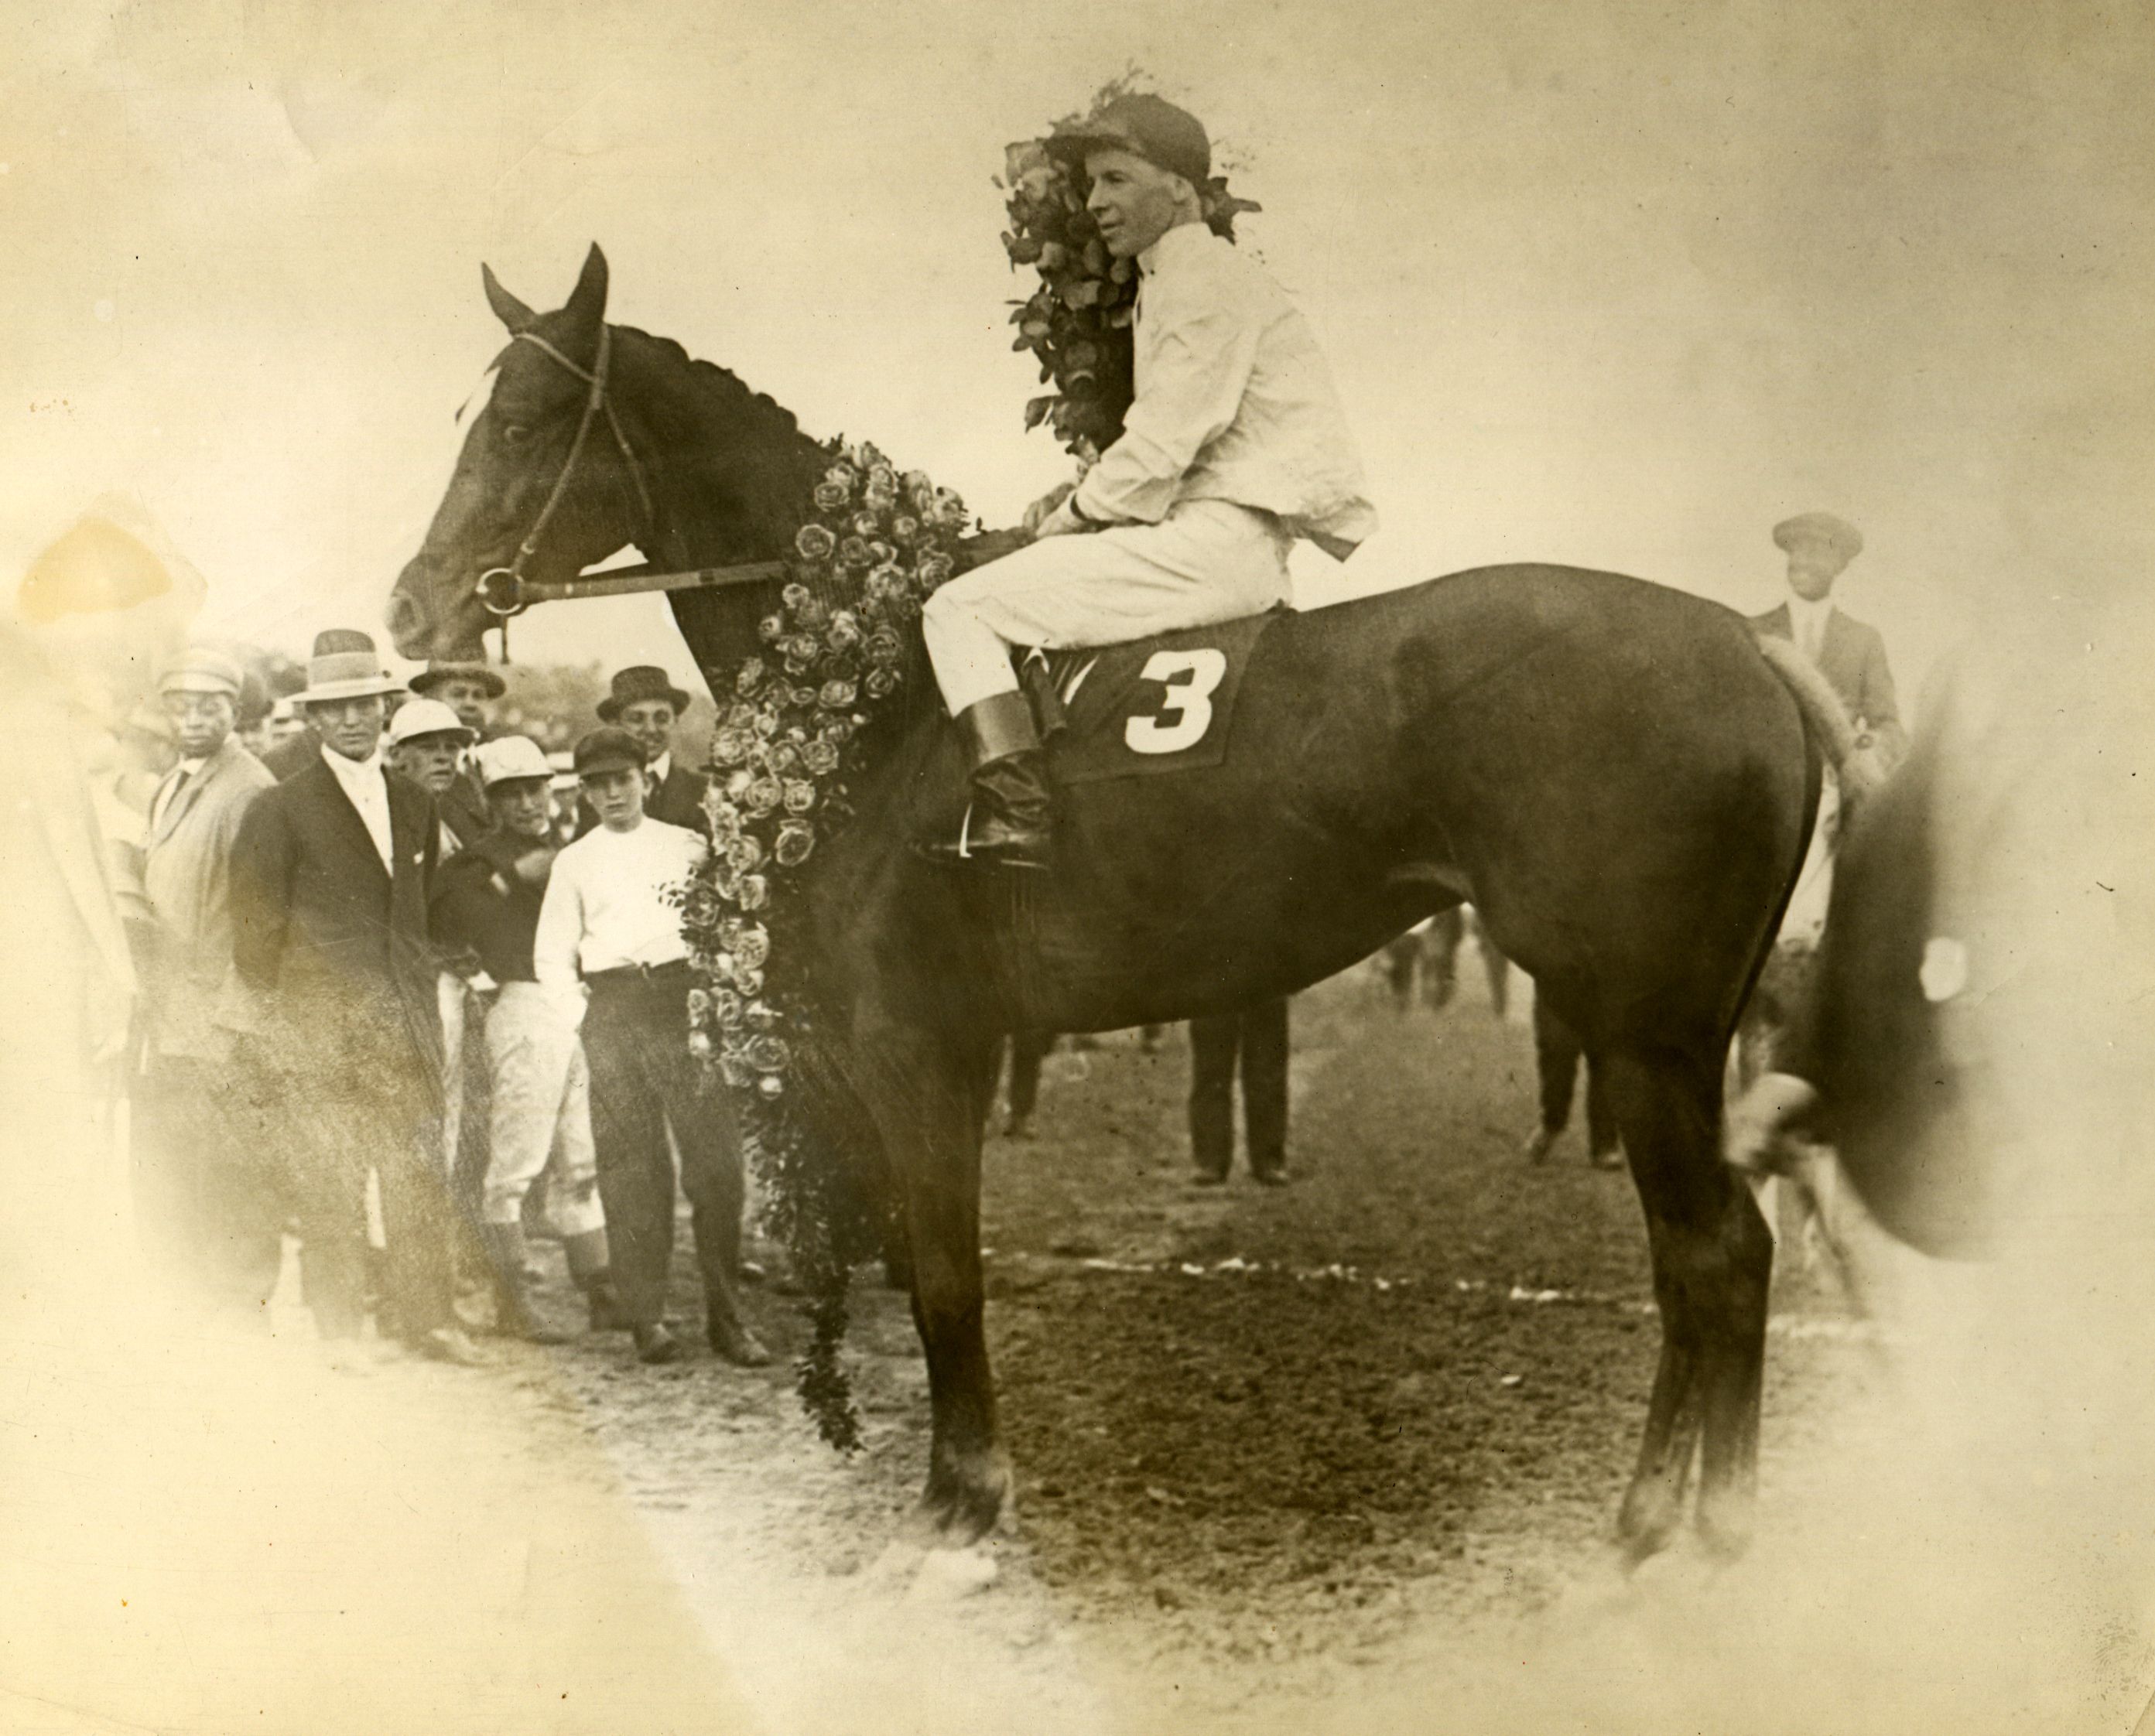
xmin=611 ymin=324 xmax=823 ymax=468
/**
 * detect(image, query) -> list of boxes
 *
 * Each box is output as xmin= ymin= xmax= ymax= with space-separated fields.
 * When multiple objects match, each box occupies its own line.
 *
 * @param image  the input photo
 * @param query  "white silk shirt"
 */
xmin=1067 ymin=221 xmax=1378 ymax=560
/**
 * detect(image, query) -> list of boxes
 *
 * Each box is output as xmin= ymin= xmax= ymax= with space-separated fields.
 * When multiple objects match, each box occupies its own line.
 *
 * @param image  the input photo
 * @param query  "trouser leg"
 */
xmin=373 ymin=1047 xmax=455 ymax=1341
xmin=1240 ymin=999 xmax=1291 ymax=1178
xmin=540 ymin=1034 xmax=607 ymax=1240
xmin=286 ymin=1081 xmax=368 ymax=1341
xmin=581 ymin=986 xmax=678 ymax=1327
xmin=1007 ymin=1029 xmax=1050 ymax=1124
xmin=1188 ymin=1012 xmax=1240 ymax=1178
xmin=482 ymin=986 xmax=565 ymax=1226
xmin=1534 ymin=996 xmax=1582 ymax=1133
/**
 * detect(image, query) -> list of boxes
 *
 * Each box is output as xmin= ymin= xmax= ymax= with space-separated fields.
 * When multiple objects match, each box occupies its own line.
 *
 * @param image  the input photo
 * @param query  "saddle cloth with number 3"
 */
xmin=1029 ymin=608 xmax=1281 ymax=785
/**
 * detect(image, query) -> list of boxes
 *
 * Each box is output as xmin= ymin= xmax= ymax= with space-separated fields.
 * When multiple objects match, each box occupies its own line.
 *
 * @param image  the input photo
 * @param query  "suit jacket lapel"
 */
xmin=387 ymin=774 xmax=432 ymax=887
xmin=152 ymin=740 xmax=227 ymax=845
xmin=1758 ymin=603 xmax=1793 ymax=641
xmin=306 ymin=757 xmax=392 ymax=885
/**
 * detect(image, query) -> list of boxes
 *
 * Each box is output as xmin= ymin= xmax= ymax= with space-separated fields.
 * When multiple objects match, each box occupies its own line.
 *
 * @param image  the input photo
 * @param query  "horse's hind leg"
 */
xmin=1603 ymin=1041 xmax=1774 ymax=1564
xmin=860 ymin=1017 xmax=1009 ymax=1545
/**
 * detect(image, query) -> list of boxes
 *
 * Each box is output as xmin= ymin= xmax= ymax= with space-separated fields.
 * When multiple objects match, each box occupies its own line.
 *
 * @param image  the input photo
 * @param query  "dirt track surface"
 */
xmin=483 ymin=962 xmax=1885 ymax=1730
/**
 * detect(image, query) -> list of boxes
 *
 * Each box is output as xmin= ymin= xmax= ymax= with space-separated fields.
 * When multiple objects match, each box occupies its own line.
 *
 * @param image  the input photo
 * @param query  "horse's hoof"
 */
xmin=1614 ymin=1482 xmax=1685 ymax=1570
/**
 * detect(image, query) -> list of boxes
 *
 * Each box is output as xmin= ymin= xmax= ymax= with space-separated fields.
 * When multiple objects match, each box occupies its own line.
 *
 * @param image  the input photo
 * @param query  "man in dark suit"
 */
xmin=227 ymin=629 xmax=483 ymax=1368
xmin=135 ymin=648 xmax=280 ymax=1314
xmin=1750 ymin=512 xmax=1906 ymax=767
xmin=575 ymin=665 xmax=708 ymax=835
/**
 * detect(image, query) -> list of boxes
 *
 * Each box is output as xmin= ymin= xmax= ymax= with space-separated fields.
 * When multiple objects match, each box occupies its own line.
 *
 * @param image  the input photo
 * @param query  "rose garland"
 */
xmin=1001 ymin=79 xmax=1261 ymax=457
xmin=676 ymin=439 xmax=969 ymax=1449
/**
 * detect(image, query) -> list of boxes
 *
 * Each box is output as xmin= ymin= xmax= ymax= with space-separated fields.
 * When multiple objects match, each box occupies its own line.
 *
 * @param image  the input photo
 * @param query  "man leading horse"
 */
xmin=921 ymin=95 xmax=1376 ymax=869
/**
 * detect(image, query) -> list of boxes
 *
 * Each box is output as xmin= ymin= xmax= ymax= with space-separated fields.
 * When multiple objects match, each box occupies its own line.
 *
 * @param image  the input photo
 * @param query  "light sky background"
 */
xmin=5 ymin=0 xmax=2150 ymax=703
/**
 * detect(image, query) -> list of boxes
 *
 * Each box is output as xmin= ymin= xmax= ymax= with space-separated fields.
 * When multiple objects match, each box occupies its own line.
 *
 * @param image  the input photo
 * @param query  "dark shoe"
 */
xmin=707 ymin=1315 xmax=774 ymax=1367
xmin=1252 ymin=1167 xmax=1290 ymax=1188
xmin=1191 ymin=1170 xmax=1230 ymax=1188
xmin=1589 ymin=1145 xmax=1626 ymax=1170
xmin=632 ymin=1321 xmax=684 ymax=1365
xmin=415 ymin=1325 xmax=490 ymax=1367
xmin=1002 ymin=1111 xmax=1034 ymax=1140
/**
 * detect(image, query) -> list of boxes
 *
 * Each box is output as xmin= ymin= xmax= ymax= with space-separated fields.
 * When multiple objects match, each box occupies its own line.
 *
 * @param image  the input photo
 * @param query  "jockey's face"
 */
xmin=1784 ymin=542 xmax=1848 ymax=602
xmin=1084 ymin=148 xmax=1201 ymax=258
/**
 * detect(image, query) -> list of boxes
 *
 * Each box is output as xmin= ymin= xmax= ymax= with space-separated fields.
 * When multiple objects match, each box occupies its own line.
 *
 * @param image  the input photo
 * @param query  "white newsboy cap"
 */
xmin=385 ymin=697 xmax=474 ymax=748
xmin=470 ymin=734 xmax=554 ymax=788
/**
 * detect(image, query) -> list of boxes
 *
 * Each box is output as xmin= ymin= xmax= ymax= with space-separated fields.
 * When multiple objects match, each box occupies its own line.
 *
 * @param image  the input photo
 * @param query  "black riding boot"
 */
xmin=925 ymin=691 xmax=1053 ymax=871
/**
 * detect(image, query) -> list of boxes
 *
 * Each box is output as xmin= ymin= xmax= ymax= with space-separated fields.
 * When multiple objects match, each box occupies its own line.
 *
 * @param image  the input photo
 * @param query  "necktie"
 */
xmin=152 ymin=766 xmax=191 ymax=832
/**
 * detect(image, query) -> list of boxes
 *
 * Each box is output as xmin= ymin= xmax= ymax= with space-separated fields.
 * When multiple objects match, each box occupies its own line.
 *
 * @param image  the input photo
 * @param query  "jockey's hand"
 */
xmin=1021 ymin=482 xmax=1076 ymax=539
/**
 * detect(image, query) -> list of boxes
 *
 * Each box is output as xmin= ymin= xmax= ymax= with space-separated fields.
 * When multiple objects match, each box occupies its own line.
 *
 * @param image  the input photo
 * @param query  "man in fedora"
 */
xmin=919 ymin=93 xmax=1377 ymax=869
xmin=135 ymin=647 xmax=280 ymax=1314
xmin=432 ymin=734 xmax=620 ymax=1341
xmin=536 ymin=726 xmax=767 ymax=1368
xmin=227 ymin=628 xmax=482 ymax=1366
xmin=576 ymin=665 xmax=708 ymax=835
xmin=1752 ymin=512 xmax=1906 ymax=767
xmin=409 ymin=660 xmax=505 ymax=842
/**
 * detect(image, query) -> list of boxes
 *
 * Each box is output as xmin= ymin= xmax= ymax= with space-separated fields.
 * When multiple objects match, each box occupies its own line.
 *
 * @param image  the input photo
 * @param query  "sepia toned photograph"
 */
xmin=3 ymin=2 xmax=2150 ymax=1731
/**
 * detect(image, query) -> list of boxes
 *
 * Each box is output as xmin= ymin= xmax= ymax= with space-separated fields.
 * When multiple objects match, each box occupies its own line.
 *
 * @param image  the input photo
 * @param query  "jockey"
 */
xmin=921 ymin=94 xmax=1377 ymax=868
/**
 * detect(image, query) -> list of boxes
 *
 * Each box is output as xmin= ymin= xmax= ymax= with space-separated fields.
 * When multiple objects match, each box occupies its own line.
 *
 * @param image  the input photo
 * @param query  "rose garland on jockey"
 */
xmin=678 ymin=440 xmax=970 ymax=1447
xmin=1001 ymin=78 xmax=1260 ymax=457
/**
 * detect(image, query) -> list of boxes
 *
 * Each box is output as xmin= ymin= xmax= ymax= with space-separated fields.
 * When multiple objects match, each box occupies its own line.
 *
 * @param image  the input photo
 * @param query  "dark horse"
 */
xmin=391 ymin=245 xmax=1855 ymax=1563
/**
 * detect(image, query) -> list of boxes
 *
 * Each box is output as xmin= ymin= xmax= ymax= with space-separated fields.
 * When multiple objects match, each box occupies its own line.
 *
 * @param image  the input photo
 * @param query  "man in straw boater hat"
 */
xmin=431 ymin=734 xmax=622 ymax=1343
xmin=1751 ymin=511 xmax=1906 ymax=767
xmin=407 ymin=658 xmax=505 ymax=842
xmin=535 ymin=726 xmax=768 ymax=1369
xmin=135 ymin=646 xmax=281 ymax=1315
xmin=919 ymin=93 xmax=1377 ymax=869
xmin=574 ymin=665 xmax=710 ymax=836
xmin=227 ymin=629 xmax=484 ymax=1368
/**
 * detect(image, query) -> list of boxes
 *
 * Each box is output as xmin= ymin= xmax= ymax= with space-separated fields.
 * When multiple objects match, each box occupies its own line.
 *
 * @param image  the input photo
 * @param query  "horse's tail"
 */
xmin=1753 ymin=633 xmax=1890 ymax=808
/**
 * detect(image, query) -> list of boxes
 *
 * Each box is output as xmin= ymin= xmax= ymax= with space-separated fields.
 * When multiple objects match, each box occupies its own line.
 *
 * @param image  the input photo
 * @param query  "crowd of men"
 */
xmin=128 ymin=630 xmax=770 ymax=1372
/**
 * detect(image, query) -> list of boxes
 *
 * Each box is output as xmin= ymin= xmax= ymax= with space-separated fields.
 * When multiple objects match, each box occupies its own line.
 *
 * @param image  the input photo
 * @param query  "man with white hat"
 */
xmin=919 ymin=94 xmax=1377 ymax=868
xmin=409 ymin=659 xmax=505 ymax=841
xmin=227 ymin=629 xmax=482 ymax=1367
xmin=135 ymin=647 xmax=279 ymax=1315
xmin=431 ymin=734 xmax=621 ymax=1341
xmin=386 ymin=696 xmax=481 ymax=848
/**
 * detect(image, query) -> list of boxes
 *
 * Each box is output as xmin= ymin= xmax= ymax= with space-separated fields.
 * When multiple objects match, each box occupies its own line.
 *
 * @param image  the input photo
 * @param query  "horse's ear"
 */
xmin=482 ymin=264 xmax=535 ymax=333
xmin=562 ymin=244 xmax=610 ymax=337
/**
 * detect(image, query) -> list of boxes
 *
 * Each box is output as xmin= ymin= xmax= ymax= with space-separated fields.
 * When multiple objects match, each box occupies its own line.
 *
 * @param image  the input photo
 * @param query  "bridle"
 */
xmin=476 ymin=323 xmax=659 ymax=627
xmin=470 ymin=324 xmax=787 ymax=658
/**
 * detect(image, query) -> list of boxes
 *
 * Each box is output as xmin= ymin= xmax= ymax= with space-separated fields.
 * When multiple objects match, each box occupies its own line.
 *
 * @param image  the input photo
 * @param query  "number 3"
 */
xmin=1125 ymin=649 xmax=1227 ymax=754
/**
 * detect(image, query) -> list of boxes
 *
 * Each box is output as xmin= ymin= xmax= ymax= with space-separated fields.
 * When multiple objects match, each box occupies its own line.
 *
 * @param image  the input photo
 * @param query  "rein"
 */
xmin=476 ymin=325 xmax=785 ymax=654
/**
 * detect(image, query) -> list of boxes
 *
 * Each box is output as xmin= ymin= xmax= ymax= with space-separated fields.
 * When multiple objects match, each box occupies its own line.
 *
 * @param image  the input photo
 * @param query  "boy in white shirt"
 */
xmin=534 ymin=726 xmax=769 ymax=1368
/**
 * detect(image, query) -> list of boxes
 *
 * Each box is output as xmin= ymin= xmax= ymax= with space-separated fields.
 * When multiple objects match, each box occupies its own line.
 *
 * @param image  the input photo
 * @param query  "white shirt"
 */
xmin=532 ymin=816 xmax=706 ymax=1020
xmin=1787 ymin=595 xmax=1835 ymax=662
xmin=149 ymin=756 xmax=208 ymax=835
xmin=321 ymin=743 xmax=394 ymax=870
xmin=1067 ymin=221 xmax=1377 ymax=559
xmin=647 ymin=750 xmax=672 ymax=787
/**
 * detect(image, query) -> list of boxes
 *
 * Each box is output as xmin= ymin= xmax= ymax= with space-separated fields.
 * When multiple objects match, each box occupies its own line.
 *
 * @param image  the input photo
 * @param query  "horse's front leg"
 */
xmin=858 ymin=1014 xmax=1007 ymax=1545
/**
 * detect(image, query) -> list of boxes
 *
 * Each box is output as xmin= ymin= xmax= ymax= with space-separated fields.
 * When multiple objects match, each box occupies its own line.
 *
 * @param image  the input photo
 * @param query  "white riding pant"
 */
xmin=922 ymin=499 xmax=1294 ymax=715
xmin=481 ymin=981 xmax=605 ymax=1236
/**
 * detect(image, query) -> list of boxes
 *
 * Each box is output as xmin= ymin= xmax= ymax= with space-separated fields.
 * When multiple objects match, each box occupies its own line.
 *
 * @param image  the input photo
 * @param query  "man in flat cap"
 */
xmin=227 ymin=629 xmax=482 ymax=1367
xmin=1752 ymin=512 xmax=1905 ymax=766
xmin=409 ymin=660 xmax=505 ymax=842
xmin=575 ymin=665 xmax=709 ymax=836
xmin=134 ymin=648 xmax=280 ymax=1315
xmin=920 ymin=93 xmax=1377 ymax=868
xmin=536 ymin=726 xmax=767 ymax=1369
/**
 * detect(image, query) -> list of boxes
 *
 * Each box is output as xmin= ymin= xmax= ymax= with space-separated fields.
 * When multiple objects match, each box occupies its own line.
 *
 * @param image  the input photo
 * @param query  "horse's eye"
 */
xmin=501 ymin=424 xmax=531 ymax=446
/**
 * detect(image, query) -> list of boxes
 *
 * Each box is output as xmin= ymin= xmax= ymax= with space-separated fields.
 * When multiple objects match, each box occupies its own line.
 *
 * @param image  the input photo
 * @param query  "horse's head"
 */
xmin=388 ymin=244 xmax=648 ymax=660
